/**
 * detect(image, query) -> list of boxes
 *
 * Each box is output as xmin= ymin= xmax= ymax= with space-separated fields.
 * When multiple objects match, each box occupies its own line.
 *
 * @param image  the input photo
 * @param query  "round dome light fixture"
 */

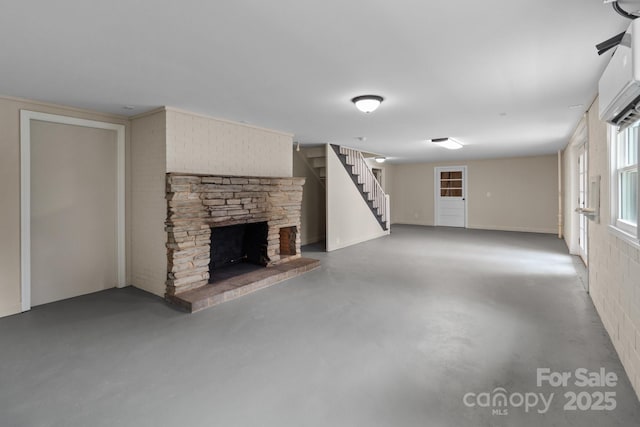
xmin=374 ymin=156 xmax=386 ymax=163
xmin=351 ymin=95 xmax=384 ymax=113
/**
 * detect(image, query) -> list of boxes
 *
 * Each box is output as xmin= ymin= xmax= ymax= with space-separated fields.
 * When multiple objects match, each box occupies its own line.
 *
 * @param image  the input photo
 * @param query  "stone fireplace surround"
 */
xmin=164 ymin=173 xmax=319 ymax=311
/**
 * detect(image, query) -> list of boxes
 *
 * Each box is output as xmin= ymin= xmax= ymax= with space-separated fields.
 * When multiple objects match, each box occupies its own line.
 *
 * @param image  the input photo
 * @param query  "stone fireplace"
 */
xmin=164 ymin=174 xmax=319 ymax=311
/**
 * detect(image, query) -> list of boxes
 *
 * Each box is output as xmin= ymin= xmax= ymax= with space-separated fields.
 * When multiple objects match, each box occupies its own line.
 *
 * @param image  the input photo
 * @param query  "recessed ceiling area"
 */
xmin=0 ymin=1 xmax=630 ymax=162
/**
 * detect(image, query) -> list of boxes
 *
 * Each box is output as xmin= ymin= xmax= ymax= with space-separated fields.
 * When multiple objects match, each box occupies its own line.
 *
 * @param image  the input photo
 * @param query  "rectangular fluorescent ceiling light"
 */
xmin=431 ymin=137 xmax=463 ymax=150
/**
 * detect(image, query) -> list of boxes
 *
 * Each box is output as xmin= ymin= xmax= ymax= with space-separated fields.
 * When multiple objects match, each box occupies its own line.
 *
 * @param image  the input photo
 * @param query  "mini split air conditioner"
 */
xmin=614 ymin=0 xmax=640 ymax=16
xmin=599 ymin=19 xmax=640 ymax=130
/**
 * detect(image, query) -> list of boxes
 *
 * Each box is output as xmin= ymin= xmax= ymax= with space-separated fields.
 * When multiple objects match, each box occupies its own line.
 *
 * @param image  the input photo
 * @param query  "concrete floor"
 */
xmin=1 ymin=225 xmax=639 ymax=427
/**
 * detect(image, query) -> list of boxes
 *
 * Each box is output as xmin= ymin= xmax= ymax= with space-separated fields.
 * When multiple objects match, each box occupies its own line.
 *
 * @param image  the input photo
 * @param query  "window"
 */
xmin=611 ymin=121 xmax=639 ymax=240
xmin=440 ymin=171 xmax=463 ymax=197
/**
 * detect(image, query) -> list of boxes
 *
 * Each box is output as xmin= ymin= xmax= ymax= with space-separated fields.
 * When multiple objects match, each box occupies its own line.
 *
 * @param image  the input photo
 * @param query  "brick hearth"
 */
xmin=167 ymin=257 xmax=320 ymax=313
xmin=164 ymin=174 xmax=318 ymax=308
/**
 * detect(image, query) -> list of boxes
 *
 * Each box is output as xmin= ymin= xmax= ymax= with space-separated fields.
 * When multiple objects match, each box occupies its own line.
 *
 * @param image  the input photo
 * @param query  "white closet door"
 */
xmin=30 ymin=120 xmax=118 ymax=306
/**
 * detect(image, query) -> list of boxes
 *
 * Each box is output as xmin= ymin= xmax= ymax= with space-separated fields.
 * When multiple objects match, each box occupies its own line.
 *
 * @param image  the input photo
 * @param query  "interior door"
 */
xmin=435 ymin=166 xmax=466 ymax=227
xmin=30 ymin=120 xmax=119 ymax=306
xmin=577 ymin=145 xmax=588 ymax=265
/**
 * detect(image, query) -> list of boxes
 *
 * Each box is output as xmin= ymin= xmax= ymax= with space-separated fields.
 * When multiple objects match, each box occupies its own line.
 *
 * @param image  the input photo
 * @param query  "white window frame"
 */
xmin=609 ymin=123 xmax=640 ymax=248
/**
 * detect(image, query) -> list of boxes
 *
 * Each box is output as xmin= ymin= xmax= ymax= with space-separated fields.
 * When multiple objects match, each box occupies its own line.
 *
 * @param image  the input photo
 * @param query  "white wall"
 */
xmin=0 ymin=96 xmax=130 ymax=318
xmin=583 ymin=98 xmax=640 ymax=400
xmin=293 ymin=150 xmax=326 ymax=245
xmin=130 ymin=110 xmax=167 ymax=297
xmin=326 ymin=145 xmax=388 ymax=251
xmin=390 ymin=155 xmax=558 ymax=233
xmin=166 ymin=108 xmax=293 ymax=177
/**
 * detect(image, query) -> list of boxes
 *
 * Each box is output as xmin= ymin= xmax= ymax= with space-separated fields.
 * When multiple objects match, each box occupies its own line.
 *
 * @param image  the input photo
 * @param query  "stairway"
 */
xmin=331 ymin=144 xmax=389 ymax=231
xmin=301 ymin=146 xmax=326 ymax=180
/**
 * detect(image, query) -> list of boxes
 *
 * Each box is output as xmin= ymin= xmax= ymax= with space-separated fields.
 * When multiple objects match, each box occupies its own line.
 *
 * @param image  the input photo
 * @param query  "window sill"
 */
xmin=608 ymin=225 xmax=640 ymax=251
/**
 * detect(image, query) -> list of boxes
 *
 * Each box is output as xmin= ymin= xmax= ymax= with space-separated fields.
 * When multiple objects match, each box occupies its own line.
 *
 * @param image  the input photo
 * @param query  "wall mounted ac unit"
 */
xmin=599 ymin=19 xmax=640 ymax=130
xmin=612 ymin=0 xmax=640 ymax=16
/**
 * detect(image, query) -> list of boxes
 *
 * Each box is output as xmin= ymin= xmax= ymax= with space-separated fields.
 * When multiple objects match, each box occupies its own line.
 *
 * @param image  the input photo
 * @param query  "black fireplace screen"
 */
xmin=210 ymin=222 xmax=269 ymax=270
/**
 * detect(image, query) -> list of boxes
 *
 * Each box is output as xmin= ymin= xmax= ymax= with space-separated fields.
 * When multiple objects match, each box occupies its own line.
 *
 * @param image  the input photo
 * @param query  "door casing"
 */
xmin=20 ymin=110 xmax=126 ymax=311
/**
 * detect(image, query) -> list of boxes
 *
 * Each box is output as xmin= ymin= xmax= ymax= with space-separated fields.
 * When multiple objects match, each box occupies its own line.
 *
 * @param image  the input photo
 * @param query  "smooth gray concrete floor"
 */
xmin=1 ymin=225 xmax=639 ymax=427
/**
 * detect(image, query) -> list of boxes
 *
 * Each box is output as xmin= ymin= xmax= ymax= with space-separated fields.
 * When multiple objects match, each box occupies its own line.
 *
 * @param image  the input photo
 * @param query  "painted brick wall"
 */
xmin=130 ymin=110 xmax=168 ymax=296
xmin=587 ymin=100 xmax=640 ymax=400
xmin=165 ymin=109 xmax=293 ymax=177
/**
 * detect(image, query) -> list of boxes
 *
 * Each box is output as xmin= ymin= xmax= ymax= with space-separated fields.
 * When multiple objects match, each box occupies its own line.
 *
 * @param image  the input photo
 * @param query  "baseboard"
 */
xmin=130 ymin=282 xmax=165 ymax=298
xmin=326 ymin=231 xmax=388 ymax=252
xmin=467 ymin=224 xmax=557 ymax=234
xmin=301 ymin=234 xmax=326 ymax=246
xmin=0 ymin=303 xmax=23 ymax=318
xmin=391 ymin=222 xmax=557 ymax=234
xmin=391 ymin=220 xmax=434 ymax=226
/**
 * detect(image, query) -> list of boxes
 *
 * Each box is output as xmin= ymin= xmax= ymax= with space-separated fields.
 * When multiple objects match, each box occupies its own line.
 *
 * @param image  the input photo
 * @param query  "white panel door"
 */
xmin=30 ymin=121 xmax=119 ymax=306
xmin=435 ymin=166 xmax=466 ymax=228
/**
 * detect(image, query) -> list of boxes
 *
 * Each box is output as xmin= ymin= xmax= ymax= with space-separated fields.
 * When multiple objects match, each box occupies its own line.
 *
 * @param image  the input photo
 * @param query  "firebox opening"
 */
xmin=279 ymin=226 xmax=297 ymax=257
xmin=209 ymin=222 xmax=269 ymax=283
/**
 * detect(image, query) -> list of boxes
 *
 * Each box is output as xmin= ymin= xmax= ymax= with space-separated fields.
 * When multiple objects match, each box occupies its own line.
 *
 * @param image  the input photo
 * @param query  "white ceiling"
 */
xmin=0 ymin=1 xmax=631 ymax=162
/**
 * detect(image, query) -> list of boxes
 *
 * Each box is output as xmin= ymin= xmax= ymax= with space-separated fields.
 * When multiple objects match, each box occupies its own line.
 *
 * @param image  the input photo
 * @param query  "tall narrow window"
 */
xmin=612 ymin=121 xmax=639 ymax=239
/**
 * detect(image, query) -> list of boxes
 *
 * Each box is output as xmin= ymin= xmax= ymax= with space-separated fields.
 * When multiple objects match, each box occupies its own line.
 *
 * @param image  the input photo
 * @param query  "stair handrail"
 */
xmin=338 ymin=146 xmax=388 ymax=224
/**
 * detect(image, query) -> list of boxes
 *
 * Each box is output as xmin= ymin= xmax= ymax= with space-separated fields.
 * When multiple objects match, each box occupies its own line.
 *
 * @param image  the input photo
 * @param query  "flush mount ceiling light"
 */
xmin=374 ymin=156 xmax=386 ymax=163
xmin=430 ymin=137 xmax=463 ymax=150
xmin=351 ymin=95 xmax=384 ymax=113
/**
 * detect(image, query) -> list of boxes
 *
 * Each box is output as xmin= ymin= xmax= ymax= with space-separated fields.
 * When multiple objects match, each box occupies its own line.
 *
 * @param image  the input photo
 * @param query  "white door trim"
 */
xmin=20 ymin=110 xmax=126 ymax=312
xmin=577 ymin=143 xmax=589 ymax=265
xmin=434 ymin=165 xmax=468 ymax=227
xmin=567 ymin=115 xmax=588 ymax=255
